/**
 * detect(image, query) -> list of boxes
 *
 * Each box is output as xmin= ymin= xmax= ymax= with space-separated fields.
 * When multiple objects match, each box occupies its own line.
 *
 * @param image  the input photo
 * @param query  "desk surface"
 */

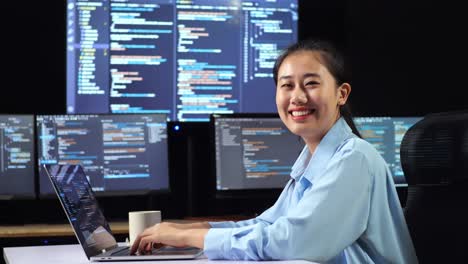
xmin=3 ymin=244 xmax=315 ymax=264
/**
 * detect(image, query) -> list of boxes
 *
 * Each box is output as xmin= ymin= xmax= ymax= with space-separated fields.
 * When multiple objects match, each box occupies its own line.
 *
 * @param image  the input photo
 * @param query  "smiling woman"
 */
xmin=130 ymin=39 xmax=419 ymax=264
xmin=273 ymin=40 xmax=362 ymax=146
xmin=274 ymin=49 xmax=351 ymax=154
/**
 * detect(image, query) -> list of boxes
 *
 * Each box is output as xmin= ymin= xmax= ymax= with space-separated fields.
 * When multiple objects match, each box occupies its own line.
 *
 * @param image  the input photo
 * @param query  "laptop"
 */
xmin=43 ymin=164 xmax=203 ymax=261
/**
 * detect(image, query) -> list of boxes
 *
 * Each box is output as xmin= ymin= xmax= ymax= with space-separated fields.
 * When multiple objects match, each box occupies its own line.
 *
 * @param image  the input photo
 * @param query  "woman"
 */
xmin=131 ymin=39 xmax=418 ymax=263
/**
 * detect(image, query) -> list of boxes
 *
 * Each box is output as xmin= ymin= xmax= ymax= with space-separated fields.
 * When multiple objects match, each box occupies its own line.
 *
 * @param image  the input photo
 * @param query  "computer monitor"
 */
xmin=211 ymin=113 xmax=304 ymax=197
xmin=353 ymin=116 xmax=423 ymax=187
xmin=66 ymin=0 xmax=298 ymax=121
xmin=0 ymin=115 xmax=36 ymax=199
xmin=36 ymin=114 xmax=169 ymax=197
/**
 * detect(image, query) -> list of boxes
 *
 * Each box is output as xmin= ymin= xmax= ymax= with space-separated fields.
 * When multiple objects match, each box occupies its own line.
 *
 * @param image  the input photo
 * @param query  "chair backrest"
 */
xmin=400 ymin=110 xmax=468 ymax=263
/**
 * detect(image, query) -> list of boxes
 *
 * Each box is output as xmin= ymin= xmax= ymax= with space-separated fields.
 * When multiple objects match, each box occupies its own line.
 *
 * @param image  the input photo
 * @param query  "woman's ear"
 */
xmin=338 ymin=83 xmax=351 ymax=106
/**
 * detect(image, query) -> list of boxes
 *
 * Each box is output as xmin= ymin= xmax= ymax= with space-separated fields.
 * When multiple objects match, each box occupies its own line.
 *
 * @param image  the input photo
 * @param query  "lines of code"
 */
xmin=37 ymin=114 xmax=169 ymax=195
xmin=0 ymin=115 xmax=35 ymax=198
xmin=214 ymin=117 xmax=303 ymax=190
xmin=67 ymin=0 xmax=298 ymax=121
xmin=176 ymin=2 xmax=240 ymax=121
xmin=241 ymin=127 xmax=293 ymax=179
xmin=109 ymin=0 xmax=174 ymax=114
xmin=67 ymin=0 xmax=110 ymax=113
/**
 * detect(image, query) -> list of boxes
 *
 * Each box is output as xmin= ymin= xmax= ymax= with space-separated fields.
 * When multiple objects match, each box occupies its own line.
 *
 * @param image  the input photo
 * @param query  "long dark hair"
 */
xmin=273 ymin=39 xmax=362 ymax=138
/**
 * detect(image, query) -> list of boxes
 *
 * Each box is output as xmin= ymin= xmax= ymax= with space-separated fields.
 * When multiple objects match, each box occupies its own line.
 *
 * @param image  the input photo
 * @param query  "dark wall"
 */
xmin=349 ymin=1 xmax=467 ymax=116
xmin=2 ymin=1 xmax=66 ymax=115
xmin=1 ymin=1 xmax=467 ymax=221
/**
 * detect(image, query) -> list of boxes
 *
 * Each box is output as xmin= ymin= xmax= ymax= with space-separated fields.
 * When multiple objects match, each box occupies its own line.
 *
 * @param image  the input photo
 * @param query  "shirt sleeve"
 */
xmin=203 ymin=149 xmax=372 ymax=262
xmin=208 ymin=179 xmax=295 ymax=229
xmin=209 ymin=218 xmax=264 ymax=228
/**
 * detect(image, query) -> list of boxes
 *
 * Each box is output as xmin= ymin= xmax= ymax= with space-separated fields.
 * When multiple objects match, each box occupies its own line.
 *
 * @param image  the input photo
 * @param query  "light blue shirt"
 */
xmin=204 ymin=117 xmax=418 ymax=263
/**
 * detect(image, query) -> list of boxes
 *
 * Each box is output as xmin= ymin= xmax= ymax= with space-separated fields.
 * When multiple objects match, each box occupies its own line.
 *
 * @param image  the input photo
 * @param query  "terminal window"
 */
xmin=66 ymin=0 xmax=298 ymax=121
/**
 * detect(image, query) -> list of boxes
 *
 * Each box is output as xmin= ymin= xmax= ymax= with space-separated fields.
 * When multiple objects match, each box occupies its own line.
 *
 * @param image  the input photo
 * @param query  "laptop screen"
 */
xmin=45 ymin=164 xmax=117 ymax=259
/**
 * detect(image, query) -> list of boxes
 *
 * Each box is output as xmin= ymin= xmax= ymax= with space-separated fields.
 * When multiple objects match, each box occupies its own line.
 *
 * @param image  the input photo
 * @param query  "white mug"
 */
xmin=128 ymin=210 xmax=161 ymax=246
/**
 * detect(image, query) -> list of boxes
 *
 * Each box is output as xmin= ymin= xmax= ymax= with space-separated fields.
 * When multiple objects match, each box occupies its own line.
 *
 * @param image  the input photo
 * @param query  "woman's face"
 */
xmin=275 ymin=50 xmax=348 ymax=143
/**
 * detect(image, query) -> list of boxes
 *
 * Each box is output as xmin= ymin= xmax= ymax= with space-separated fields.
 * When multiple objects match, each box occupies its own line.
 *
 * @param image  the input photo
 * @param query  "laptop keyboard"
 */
xmin=107 ymin=246 xmax=202 ymax=257
xmin=109 ymin=247 xmax=131 ymax=256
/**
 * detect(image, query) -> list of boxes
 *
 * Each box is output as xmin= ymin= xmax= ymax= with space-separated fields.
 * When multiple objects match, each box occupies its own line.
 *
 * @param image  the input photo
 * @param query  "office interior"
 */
xmin=1 ymin=0 xmax=467 ymax=263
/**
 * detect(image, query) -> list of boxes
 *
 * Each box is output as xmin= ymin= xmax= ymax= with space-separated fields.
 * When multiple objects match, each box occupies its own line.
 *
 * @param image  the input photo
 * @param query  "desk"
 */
xmin=0 ymin=222 xmax=128 ymax=238
xmin=0 ymin=218 xmax=243 ymax=238
xmin=3 ymin=244 xmax=315 ymax=264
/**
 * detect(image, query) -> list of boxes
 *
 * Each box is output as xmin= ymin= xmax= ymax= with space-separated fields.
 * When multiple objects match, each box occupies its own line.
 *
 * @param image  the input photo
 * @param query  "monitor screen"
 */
xmin=36 ymin=114 xmax=169 ymax=196
xmin=66 ymin=0 xmax=298 ymax=121
xmin=212 ymin=114 xmax=303 ymax=193
xmin=0 ymin=115 xmax=35 ymax=199
xmin=354 ymin=116 xmax=423 ymax=187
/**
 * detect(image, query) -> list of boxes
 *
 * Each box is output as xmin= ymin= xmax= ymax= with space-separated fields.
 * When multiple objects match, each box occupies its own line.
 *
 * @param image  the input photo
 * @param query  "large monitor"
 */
xmin=0 ymin=115 xmax=35 ymax=199
xmin=211 ymin=113 xmax=303 ymax=197
xmin=36 ymin=114 xmax=169 ymax=197
xmin=354 ymin=116 xmax=423 ymax=187
xmin=66 ymin=0 xmax=298 ymax=121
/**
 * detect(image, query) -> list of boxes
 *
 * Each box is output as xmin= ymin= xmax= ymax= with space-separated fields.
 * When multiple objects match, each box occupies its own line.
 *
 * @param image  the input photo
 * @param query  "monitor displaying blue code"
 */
xmin=66 ymin=0 xmax=298 ymax=121
xmin=0 ymin=115 xmax=35 ymax=199
xmin=213 ymin=115 xmax=303 ymax=190
xmin=37 ymin=114 xmax=169 ymax=196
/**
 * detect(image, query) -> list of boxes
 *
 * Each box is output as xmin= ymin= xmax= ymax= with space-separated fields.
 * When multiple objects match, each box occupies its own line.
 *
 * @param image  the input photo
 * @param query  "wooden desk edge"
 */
xmin=0 ymin=222 xmax=128 ymax=238
xmin=0 ymin=216 xmax=252 ymax=238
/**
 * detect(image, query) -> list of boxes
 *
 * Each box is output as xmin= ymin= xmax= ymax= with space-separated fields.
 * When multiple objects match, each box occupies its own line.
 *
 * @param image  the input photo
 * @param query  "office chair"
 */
xmin=400 ymin=110 xmax=468 ymax=263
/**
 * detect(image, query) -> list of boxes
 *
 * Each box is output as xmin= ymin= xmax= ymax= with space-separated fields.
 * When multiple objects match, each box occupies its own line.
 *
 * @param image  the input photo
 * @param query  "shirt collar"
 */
xmin=290 ymin=117 xmax=355 ymax=182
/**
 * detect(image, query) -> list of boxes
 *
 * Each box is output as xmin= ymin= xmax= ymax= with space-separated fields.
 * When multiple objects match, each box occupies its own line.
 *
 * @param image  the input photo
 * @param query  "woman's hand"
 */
xmin=130 ymin=222 xmax=209 ymax=255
